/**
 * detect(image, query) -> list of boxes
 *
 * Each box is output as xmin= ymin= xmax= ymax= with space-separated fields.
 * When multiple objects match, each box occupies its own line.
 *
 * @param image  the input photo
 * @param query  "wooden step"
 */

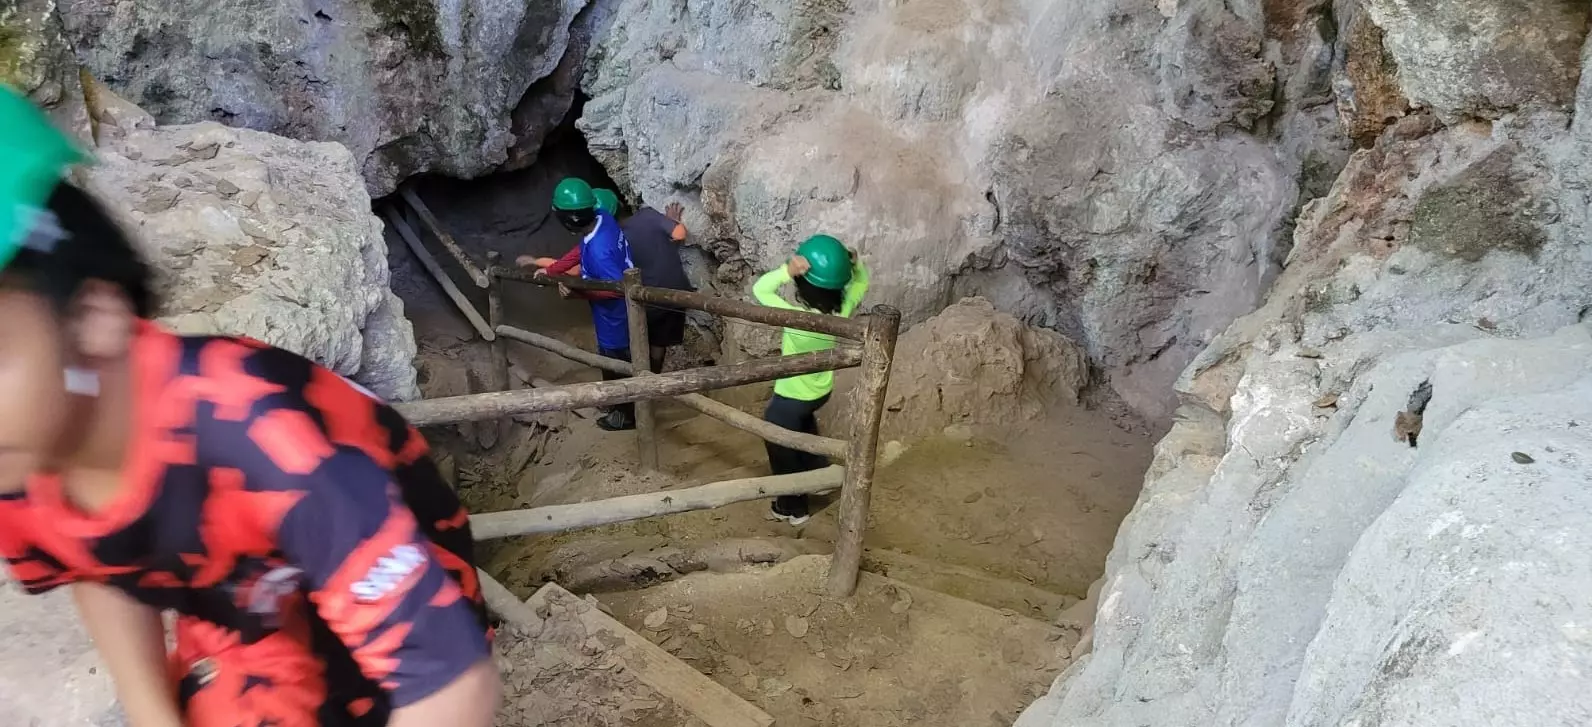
xmin=496 ymin=582 xmax=773 ymax=727
xmin=861 ymin=547 xmax=1080 ymax=622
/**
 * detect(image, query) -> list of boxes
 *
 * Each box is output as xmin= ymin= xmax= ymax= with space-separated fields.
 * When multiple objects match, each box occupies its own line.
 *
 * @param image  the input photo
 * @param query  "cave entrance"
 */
xmin=375 ymin=98 xmax=1155 ymax=727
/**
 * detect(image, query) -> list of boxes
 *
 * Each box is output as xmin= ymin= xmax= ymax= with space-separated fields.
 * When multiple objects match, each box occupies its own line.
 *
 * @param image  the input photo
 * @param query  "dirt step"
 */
xmin=497 ymin=582 xmax=772 ymax=727
xmin=861 ymin=547 xmax=1079 ymax=622
xmin=597 ymin=555 xmax=1075 ymax=727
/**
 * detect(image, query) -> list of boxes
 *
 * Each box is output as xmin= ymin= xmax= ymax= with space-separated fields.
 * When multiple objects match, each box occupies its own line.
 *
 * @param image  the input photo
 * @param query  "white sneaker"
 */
xmin=769 ymin=504 xmax=810 ymax=526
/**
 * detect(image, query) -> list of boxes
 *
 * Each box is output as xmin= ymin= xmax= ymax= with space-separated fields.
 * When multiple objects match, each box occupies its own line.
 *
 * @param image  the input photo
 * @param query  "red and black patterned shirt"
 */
xmin=0 ymin=322 xmax=488 ymax=720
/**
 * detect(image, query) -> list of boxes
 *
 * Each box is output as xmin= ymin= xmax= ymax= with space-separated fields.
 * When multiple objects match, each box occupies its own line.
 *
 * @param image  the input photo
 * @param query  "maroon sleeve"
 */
xmin=544 ymin=245 xmax=582 ymax=277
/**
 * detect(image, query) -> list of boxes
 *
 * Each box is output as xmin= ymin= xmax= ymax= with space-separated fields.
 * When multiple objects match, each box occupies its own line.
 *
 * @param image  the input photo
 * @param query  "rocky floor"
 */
xmin=597 ymin=556 xmax=1072 ymax=727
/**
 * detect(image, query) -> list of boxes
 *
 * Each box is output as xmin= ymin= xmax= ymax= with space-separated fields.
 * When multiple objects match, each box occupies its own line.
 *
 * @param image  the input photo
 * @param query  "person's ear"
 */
xmin=70 ymin=280 xmax=137 ymax=362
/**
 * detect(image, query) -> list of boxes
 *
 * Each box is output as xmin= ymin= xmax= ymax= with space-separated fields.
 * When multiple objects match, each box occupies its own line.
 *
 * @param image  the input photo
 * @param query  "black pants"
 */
xmin=764 ymin=393 xmax=830 ymax=515
xmin=598 ymin=345 xmax=668 ymax=420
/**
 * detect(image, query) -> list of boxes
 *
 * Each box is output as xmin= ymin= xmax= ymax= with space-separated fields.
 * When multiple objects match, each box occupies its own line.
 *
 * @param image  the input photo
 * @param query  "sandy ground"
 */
xmin=598 ymin=555 xmax=1072 ymax=727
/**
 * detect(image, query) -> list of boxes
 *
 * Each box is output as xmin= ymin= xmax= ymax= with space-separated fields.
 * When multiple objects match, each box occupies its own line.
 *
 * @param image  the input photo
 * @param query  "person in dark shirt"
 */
xmin=0 ymin=85 xmax=499 ymax=727
xmin=596 ymin=189 xmax=693 ymax=370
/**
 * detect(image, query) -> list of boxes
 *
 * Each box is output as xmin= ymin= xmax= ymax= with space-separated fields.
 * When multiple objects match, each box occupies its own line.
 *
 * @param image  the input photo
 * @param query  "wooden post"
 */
xmin=826 ymin=306 xmax=902 ymax=597
xmin=623 ymin=268 xmax=659 ymax=471
xmin=481 ymin=252 xmax=509 ymax=449
xmin=384 ymin=208 xmax=495 ymax=341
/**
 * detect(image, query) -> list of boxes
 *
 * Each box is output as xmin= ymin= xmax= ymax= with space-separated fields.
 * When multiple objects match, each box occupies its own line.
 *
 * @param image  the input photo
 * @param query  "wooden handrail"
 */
xmin=385 ymin=208 xmax=495 ymax=341
xmin=393 ymin=348 xmax=861 ymax=426
xmin=492 ymin=268 xmax=867 ymax=340
xmin=496 ymin=325 xmax=849 ymax=460
xmin=471 ymin=467 xmax=843 ymax=539
xmin=399 ymin=186 xmax=490 ymax=288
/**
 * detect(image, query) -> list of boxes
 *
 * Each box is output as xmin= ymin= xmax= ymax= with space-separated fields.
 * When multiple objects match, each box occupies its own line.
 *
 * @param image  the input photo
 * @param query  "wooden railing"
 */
xmin=383 ymin=185 xmax=899 ymax=597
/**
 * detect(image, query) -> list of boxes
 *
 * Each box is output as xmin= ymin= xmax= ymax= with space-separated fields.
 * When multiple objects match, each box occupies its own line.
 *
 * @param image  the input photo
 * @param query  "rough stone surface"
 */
xmin=86 ymin=119 xmax=421 ymax=400
xmin=1 ymin=0 xmax=91 ymax=137
xmin=1018 ymin=20 xmax=1592 ymax=724
xmin=580 ymin=0 xmax=1353 ymax=421
xmin=881 ymin=297 xmax=1087 ymax=441
xmin=54 ymin=0 xmax=588 ymax=195
xmin=1367 ymin=0 xmax=1591 ymax=122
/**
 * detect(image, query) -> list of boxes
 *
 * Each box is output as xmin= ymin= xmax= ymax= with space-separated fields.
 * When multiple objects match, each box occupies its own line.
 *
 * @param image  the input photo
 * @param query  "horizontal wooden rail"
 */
xmin=494 ymin=265 xmax=621 ymax=293
xmin=384 ymin=208 xmax=495 ymax=341
xmin=399 ymin=186 xmax=490 ymax=288
xmin=471 ymin=467 xmax=843 ymax=539
xmin=393 ymin=348 xmax=861 ymax=426
xmin=497 ymin=325 xmax=848 ymax=460
xmin=634 ymin=285 xmax=867 ymax=340
xmin=492 ymin=269 xmax=866 ymax=340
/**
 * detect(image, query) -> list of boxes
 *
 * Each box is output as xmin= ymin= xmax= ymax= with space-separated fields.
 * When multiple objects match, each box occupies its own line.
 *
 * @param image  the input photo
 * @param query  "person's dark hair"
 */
xmin=555 ymin=207 xmax=597 ymax=232
xmin=4 ymin=182 xmax=157 ymax=318
xmin=793 ymin=275 xmax=844 ymax=315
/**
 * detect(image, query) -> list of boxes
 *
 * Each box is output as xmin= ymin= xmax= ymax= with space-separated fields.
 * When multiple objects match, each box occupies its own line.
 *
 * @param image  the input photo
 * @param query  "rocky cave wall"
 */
xmin=1018 ymin=1 xmax=1592 ymax=725
xmin=51 ymin=0 xmax=589 ymax=196
xmin=576 ymin=0 xmax=1357 ymax=420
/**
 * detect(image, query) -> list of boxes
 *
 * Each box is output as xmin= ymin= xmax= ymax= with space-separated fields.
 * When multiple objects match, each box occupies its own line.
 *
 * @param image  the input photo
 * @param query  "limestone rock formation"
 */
xmin=579 ymin=0 xmax=1355 ymax=420
xmin=881 ymin=297 xmax=1087 ymax=442
xmin=55 ymin=0 xmax=587 ymax=196
xmin=1017 ymin=7 xmax=1592 ymax=724
xmin=1 ymin=0 xmax=91 ymax=137
xmin=85 ymin=118 xmax=421 ymax=401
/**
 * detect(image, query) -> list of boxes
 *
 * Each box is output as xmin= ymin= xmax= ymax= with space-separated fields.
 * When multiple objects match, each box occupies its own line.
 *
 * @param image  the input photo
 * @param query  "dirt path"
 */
xmin=598 ymin=555 xmax=1072 ymax=727
xmin=483 ymin=388 xmax=1151 ymax=612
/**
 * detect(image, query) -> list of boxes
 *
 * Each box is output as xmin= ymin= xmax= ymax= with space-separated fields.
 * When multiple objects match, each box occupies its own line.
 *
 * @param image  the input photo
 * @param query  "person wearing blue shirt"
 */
xmin=530 ymin=178 xmax=638 ymax=431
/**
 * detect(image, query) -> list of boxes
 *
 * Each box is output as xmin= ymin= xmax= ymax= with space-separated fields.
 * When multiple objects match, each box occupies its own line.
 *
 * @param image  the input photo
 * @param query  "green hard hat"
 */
xmin=593 ymin=188 xmax=620 ymax=216
xmin=552 ymin=177 xmax=596 ymax=211
xmin=795 ymin=234 xmax=852 ymax=290
xmin=0 ymin=84 xmax=87 ymax=272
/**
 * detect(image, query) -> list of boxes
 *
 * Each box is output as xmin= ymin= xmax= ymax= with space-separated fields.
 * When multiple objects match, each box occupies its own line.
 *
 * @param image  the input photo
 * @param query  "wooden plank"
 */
xmin=398 ymin=186 xmax=490 ymax=288
xmin=497 ymin=325 xmax=847 ymax=460
xmin=827 ymin=305 xmax=902 ymax=596
xmin=393 ymin=348 xmax=861 ymax=426
xmin=470 ymin=466 xmax=843 ymax=539
xmin=527 ymin=583 xmax=775 ymax=727
xmin=384 ymin=207 xmax=495 ymax=341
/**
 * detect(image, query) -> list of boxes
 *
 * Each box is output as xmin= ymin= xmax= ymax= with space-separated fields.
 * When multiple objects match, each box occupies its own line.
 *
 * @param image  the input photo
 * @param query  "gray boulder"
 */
xmin=57 ymin=0 xmax=588 ymax=196
xmin=1367 ymin=0 xmax=1590 ymax=122
xmin=86 ymin=118 xmax=421 ymax=401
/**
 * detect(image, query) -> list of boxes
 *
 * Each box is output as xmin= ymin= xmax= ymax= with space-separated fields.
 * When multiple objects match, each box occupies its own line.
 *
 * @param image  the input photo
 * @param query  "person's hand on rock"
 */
xmin=665 ymin=202 xmax=685 ymax=222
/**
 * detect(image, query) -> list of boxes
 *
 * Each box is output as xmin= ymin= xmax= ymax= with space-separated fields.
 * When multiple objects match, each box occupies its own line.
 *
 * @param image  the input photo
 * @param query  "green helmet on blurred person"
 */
xmin=0 ymin=84 xmax=88 ymax=272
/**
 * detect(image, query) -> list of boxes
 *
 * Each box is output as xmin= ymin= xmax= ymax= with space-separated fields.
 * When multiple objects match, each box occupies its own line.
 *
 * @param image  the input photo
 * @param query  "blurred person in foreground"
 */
xmin=0 ymin=85 xmax=500 ymax=727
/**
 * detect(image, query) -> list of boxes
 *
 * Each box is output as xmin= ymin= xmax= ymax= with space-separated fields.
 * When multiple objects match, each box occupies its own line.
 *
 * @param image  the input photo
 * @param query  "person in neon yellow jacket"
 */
xmin=751 ymin=234 xmax=870 ymax=525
